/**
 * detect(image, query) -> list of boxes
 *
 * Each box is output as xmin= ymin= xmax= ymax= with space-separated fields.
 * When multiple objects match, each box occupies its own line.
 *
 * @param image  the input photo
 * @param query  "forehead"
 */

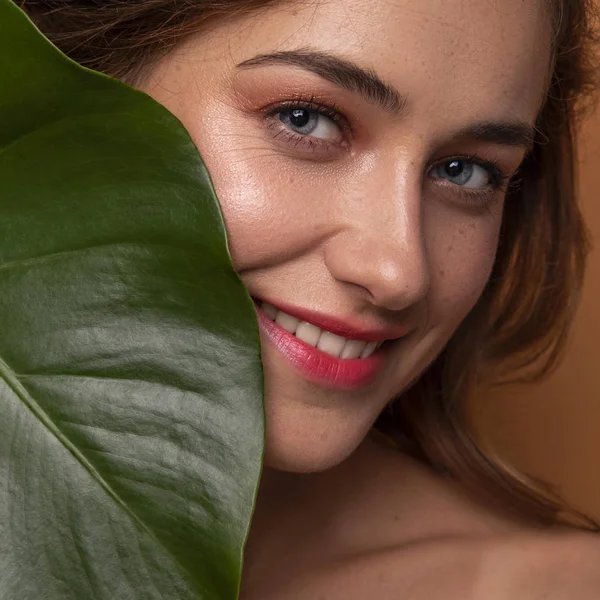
xmin=212 ymin=0 xmax=552 ymax=124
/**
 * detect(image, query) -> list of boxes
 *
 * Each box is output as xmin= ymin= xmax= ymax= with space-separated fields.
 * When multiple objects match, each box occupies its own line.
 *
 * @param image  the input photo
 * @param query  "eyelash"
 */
xmin=432 ymin=154 xmax=512 ymax=207
xmin=264 ymin=96 xmax=514 ymax=205
xmin=264 ymin=95 xmax=351 ymax=152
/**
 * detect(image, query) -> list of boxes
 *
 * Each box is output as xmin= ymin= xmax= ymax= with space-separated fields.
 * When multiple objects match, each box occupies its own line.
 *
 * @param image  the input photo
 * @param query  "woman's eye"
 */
xmin=430 ymin=159 xmax=492 ymax=189
xmin=276 ymin=108 xmax=343 ymax=142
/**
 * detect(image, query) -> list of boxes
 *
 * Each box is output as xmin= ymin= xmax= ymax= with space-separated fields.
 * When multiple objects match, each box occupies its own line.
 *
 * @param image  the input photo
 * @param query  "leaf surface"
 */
xmin=0 ymin=2 xmax=264 ymax=598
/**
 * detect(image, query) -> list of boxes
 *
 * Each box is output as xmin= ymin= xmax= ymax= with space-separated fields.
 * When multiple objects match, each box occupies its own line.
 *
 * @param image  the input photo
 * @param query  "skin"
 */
xmin=143 ymin=0 xmax=549 ymax=473
xmin=139 ymin=0 xmax=600 ymax=596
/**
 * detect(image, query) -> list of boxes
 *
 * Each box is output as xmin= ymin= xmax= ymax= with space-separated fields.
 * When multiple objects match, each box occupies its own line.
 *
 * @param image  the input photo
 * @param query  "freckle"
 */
xmin=458 ymin=227 xmax=465 ymax=235
xmin=175 ymin=64 xmax=181 ymax=72
xmin=448 ymin=245 xmax=454 ymax=253
xmin=439 ymin=269 xmax=445 ymax=278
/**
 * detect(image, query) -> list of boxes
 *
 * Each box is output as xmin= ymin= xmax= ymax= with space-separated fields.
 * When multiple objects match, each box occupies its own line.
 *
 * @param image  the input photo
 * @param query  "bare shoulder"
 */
xmin=325 ymin=532 xmax=600 ymax=600
xmin=251 ymin=535 xmax=491 ymax=600
xmin=248 ymin=530 xmax=600 ymax=600
xmin=480 ymin=531 xmax=600 ymax=599
xmin=382 ymin=532 xmax=600 ymax=599
xmin=265 ymin=437 xmax=600 ymax=600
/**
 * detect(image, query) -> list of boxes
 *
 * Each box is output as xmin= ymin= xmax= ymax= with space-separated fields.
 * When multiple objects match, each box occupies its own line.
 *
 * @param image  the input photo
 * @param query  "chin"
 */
xmin=263 ymin=442 xmax=354 ymax=473
xmin=261 ymin=406 xmax=373 ymax=473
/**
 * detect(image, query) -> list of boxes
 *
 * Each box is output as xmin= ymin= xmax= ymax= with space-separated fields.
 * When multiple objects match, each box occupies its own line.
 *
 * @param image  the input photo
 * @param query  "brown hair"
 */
xmin=19 ymin=0 xmax=600 ymax=530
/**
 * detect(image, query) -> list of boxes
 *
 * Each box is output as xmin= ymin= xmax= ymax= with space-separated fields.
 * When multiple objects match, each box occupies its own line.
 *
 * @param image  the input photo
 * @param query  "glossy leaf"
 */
xmin=0 ymin=1 xmax=264 ymax=598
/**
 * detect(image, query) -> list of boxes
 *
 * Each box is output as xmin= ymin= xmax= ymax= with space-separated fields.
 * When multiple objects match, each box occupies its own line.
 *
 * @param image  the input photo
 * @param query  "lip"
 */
xmin=253 ymin=299 xmax=408 ymax=390
xmin=256 ymin=297 xmax=409 ymax=342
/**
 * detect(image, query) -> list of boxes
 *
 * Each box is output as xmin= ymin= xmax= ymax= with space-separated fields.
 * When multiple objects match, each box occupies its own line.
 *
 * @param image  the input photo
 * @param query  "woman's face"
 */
xmin=142 ymin=0 xmax=551 ymax=472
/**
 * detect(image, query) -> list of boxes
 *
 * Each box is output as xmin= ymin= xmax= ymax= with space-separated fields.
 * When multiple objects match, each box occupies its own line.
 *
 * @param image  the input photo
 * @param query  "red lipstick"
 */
xmin=253 ymin=300 xmax=407 ymax=390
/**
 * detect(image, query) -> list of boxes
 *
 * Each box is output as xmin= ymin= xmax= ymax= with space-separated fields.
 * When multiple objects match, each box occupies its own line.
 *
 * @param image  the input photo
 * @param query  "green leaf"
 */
xmin=0 ymin=1 xmax=265 ymax=598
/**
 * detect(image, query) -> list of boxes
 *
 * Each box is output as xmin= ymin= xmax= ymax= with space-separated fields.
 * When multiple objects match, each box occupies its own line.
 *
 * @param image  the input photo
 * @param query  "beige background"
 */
xmin=477 ymin=108 xmax=600 ymax=521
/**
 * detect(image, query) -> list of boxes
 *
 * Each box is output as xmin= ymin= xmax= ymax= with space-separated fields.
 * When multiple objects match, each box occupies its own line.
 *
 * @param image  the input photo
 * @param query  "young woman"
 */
xmin=21 ymin=0 xmax=600 ymax=597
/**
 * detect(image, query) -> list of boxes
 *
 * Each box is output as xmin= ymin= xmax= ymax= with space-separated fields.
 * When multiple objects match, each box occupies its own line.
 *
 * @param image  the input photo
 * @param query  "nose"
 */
xmin=323 ymin=167 xmax=430 ymax=312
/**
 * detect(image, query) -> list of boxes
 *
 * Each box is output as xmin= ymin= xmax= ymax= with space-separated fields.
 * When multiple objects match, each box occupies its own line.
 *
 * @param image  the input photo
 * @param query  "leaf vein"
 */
xmin=0 ymin=356 xmax=196 ymax=590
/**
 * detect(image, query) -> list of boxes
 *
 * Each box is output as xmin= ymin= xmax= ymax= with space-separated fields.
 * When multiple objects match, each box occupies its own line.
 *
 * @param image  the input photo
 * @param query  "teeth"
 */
xmin=262 ymin=302 xmax=278 ymax=320
xmin=317 ymin=331 xmax=347 ymax=358
xmin=260 ymin=301 xmax=384 ymax=360
xmin=295 ymin=322 xmax=322 ymax=347
xmin=275 ymin=311 xmax=300 ymax=334
xmin=360 ymin=341 xmax=379 ymax=359
xmin=340 ymin=339 xmax=367 ymax=359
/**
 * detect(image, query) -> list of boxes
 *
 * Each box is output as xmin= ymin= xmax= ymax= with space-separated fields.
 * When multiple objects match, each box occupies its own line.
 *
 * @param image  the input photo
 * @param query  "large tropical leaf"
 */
xmin=0 ymin=1 xmax=265 ymax=598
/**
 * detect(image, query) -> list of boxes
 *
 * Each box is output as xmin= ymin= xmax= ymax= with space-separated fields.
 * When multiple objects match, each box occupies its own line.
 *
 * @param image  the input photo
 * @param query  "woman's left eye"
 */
xmin=276 ymin=108 xmax=343 ymax=142
xmin=429 ymin=159 xmax=493 ymax=189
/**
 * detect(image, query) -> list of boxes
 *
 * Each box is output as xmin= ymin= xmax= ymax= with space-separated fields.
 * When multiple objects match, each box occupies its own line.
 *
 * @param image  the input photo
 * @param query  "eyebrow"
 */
xmin=237 ymin=49 xmax=536 ymax=152
xmin=237 ymin=49 xmax=408 ymax=116
xmin=455 ymin=121 xmax=536 ymax=152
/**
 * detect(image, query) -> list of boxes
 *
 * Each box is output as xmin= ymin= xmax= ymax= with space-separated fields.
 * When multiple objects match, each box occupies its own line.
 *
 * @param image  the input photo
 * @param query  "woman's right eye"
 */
xmin=275 ymin=107 xmax=344 ymax=143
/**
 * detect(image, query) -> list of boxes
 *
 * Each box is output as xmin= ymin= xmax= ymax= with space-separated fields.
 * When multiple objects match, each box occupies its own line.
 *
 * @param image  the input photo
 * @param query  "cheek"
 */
xmin=138 ymin=77 xmax=293 ymax=270
xmin=155 ymin=94 xmax=306 ymax=269
xmin=184 ymin=109 xmax=343 ymax=272
xmin=425 ymin=208 xmax=503 ymax=329
xmin=203 ymin=148 xmax=317 ymax=271
xmin=204 ymin=152 xmax=292 ymax=269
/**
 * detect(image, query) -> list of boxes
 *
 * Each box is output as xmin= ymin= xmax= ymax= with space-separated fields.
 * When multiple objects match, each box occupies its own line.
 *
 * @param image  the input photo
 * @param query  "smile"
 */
xmin=260 ymin=301 xmax=384 ymax=360
xmin=253 ymin=299 xmax=405 ymax=390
